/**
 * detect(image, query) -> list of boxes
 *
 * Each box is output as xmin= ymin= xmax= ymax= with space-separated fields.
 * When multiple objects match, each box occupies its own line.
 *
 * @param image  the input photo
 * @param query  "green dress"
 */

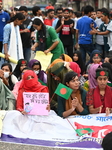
xmin=36 ymin=25 xmax=64 ymax=62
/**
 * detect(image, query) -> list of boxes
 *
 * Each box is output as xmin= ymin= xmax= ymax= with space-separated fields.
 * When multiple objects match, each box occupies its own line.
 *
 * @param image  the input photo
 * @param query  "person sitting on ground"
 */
xmin=13 ymin=59 xmax=27 ymax=81
xmin=0 ymin=63 xmax=18 ymax=90
xmin=28 ymin=59 xmax=47 ymax=84
xmin=16 ymin=70 xmax=49 ymax=114
xmin=86 ymin=68 xmax=112 ymax=115
xmin=58 ymin=71 xmax=89 ymax=118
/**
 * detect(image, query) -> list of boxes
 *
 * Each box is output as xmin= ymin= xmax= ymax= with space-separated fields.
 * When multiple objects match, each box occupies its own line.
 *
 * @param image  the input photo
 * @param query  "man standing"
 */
xmin=52 ymin=7 xmax=63 ymax=29
xmin=56 ymin=9 xmax=74 ymax=58
xmin=75 ymin=5 xmax=95 ymax=63
xmin=19 ymin=6 xmax=34 ymax=62
xmin=44 ymin=9 xmax=54 ymax=26
xmin=0 ymin=0 xmax=10 ymax=54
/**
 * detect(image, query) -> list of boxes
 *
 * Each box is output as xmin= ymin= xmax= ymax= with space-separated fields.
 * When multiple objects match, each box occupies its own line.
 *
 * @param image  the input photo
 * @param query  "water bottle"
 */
xmin=27 ymin=21 xmax=32 ymax=30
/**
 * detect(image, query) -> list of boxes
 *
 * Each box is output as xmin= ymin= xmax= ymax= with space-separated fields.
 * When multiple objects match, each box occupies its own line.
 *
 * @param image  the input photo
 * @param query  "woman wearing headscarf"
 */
xmin=16 ymin=70 xmax=49 ymax=114
xmin=48 ymin=54 xmax=72 ymax=69
xmin=28 ymin=59 xmax=47 ymax=84
xmin=13 ymin=59 xmax=27 ymax=80
xmin=31 ymin=18 xmax=64 ymax=63
xmin=73 ymin=51 xmax=85 ymax=75
xmin=86 ymin=68 xmax=112 ymax=115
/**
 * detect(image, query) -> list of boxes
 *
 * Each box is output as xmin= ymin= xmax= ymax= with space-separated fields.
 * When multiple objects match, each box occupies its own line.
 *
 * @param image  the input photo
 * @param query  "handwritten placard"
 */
xmin=23 ymin=92 xmax=49 ymax=115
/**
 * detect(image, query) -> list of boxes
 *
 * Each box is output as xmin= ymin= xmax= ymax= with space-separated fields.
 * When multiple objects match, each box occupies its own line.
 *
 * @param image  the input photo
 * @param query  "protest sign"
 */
xmin=34 ymin=51 xmax=53 ymax=71
xmin=23 ymin=92 xmax=49 ymax=115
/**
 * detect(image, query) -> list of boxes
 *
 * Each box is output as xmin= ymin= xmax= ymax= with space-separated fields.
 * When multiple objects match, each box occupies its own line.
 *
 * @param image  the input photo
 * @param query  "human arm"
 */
xmin=56 ymin=19 xmax=64 ymax=33
xmin=44 ymin=27 xmax=59 ymax=55
xmin=31 ymin=42 xmax=39 ymax=51
xmin=75 ymin=29 xmax=79 ymax=50
xmin=89 ymin=105 xmax=103 ymax=114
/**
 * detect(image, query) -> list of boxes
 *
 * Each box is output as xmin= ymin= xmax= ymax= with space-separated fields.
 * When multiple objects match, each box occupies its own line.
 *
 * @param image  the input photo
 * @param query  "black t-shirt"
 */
xmin=20 ymin=18 xmax=34 ymax=48
xmin=56 ymin=19 xmax=74 ymax=46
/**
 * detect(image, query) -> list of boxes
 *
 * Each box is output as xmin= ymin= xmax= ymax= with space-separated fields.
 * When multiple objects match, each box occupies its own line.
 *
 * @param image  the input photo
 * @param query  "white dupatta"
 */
xmin=8 ymin=22 xmax=24 ymax=69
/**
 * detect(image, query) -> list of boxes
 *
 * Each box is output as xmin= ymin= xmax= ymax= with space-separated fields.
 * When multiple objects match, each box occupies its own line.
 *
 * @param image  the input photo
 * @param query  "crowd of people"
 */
xmin=1 ymin=1 xmax=112 ymax=145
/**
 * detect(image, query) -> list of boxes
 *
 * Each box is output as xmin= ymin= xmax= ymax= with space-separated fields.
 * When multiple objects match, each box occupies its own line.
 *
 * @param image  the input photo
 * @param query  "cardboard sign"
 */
xmin=23 ymin=92 xmax=49 ymax=115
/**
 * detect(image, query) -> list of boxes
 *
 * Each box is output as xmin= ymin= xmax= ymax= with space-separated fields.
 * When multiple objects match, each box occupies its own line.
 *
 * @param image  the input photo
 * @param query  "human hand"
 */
xmin=31 ymin=45 xmax=36 ymax=51
xmin=70 ymin=23 xmax=73 ymax=28
xmin=105 ymin=107 xmax=111 ymax=116
xmin=44 ymin=49 xmax=50 ymax=55
xmin=23 ymin=29 xmax=30 ymax=33
xmin=89 ymin=29 xmax=97 ymax=35
xmin=21 ymin=111 xmax=28 ymax=115
xmin=0 ymin=70 xmax=4 ymax=78
xmin=74 ymin=43 xmax=79 ymax=50
xmin=61 ymin=18 xmax=64 ymax=25
xmin=5 ymin=53 xmax=10 ymax=61
xmin=46 ymin=104 xmax=50 ymax=112
xmin=97 ymin=105 xmax=103 ymax=113
xmin=71 ymin=97 xmax=79 ymax=109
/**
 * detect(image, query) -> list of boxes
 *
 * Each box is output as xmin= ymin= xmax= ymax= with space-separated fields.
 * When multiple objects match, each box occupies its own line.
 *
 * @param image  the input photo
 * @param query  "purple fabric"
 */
xmin=28 ymin=59 xmax=46 ymax=83
xmin=88 ymin=64 xmax=101 ymax=89
xmin=1 ymin=134 xmax=102 ymax=148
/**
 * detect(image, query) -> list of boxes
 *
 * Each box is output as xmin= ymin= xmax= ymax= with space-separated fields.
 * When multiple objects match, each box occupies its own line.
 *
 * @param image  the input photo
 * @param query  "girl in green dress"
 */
xmin=31 ymin=18 xmax=64 ymax=63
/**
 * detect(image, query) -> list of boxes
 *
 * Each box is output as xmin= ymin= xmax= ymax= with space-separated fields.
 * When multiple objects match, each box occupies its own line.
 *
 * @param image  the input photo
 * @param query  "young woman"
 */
xmin=16 ymin=70 xmax=49 ymax=114
xmin=58 ymin=71 xmax=89 ymax=118
xmin=86 ymin=68 xmax=112 ymax=115
xmin=28 ymin=59 xmax=47 ymax=84
xmin=3 ymin=13 xmax=25 ymax=69
xmin=13 ymin=59 xmax=27 ymax=80
xmin=73 ymin=51 xmax=85 ymax=75
xmin=31 ymin=18 xmax=64 ymax=63
xmin=0 ymin=63 xmax=18 ymax=90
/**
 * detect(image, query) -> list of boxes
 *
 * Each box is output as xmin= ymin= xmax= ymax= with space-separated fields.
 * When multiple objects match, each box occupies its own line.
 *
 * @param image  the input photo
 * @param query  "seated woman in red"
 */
xmin=16 ymin=70 xmax=49 ymax=114
xmin=86 ymin=68 xmax=112 ymax=116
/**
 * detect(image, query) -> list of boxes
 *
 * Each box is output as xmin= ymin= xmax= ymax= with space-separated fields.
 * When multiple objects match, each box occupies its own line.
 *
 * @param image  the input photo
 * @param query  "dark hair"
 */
xmin=56 ymin=7 xmax=63 ymax=13
xmin=10 ymin=13 xmax=25 ymax=22
xmin=19 ymin=6 xmax=28 ymax=12
xmin=74 ymin=11 xmax=81 ymax=18
xmin=69 ymin=9 xmax=73 ymax=14
xmin=101 ymin=63 xmax=112 ymax=82
xmin=63 ymin=71 xmax=78 ymax=85
xmin=109 ymin=57 xmax=112 ymax=64
xmin=97 ymin=9 xmax=102 ymax=12
xmin=33 ymin=18 xmax=45 ymax=31
xmin=1 ymin=63 xmax=12 ymax=72
xmin=102 ymin=132 xmax=112 ymax=150
xmin=47 ymin=9 xmax=54 ymax=14
xmin=73 ymin=51 xmax=85 ymax=75
xmin=96 ymin=67 xmax=109 ymax=79
xmin=14 ymin=7 xmax=18 ymax=11
xmin=32 ymin=61 xmax=41 ymax=70
xmin=101 ymin=8 xmax=109 ymax=17
xmin=84 ymin=5 xmax=94 ymax=14
xmin=32 ymin=6 xmax=40 ymax=16
xmin=63 ymin=8 xmax=70 ymax=13
xmin=21 ymin=67 xmax=32 ymax=72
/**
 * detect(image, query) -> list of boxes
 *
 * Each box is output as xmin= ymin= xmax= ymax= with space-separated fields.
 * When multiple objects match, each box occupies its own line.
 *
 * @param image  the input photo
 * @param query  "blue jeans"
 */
xmin=79 ymin=43 xmax=94 ymax=63
xmin=23 ymin=47 xmax=31 ymax=62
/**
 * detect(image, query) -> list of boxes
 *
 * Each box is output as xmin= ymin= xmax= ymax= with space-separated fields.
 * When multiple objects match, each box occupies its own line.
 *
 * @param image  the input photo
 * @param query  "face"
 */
xmin=66 ymin=76 xmax=80 ymax=90
xmin=73 ymin=54 xmax=78 ymax=61
xmin=48 ymin=11 xmax=54 ymax=19
xmin=51 ymin=73 xmax=61 ymax=81
xmin=2 ymin=65 xmax=11 ymax=73
xmin=38 ymin=10 xmax=42 ymax=16
xmin=64 ymin=11 xmax=70 ymax=19
xmin=92 ymin=56 xmax=101 ymax=64
xmin=101 ymin=14 xmax=106 ymax=22
xmin=20 ymin=64 xmax=27 ymax=71
xmin=97 ymin=76 xmax=108 ymax=89
xmin=91 ymin=12 xmax=97 ymax=20
xmin=27 ymin=76 xmax=34 ymax=80
xmin=33 ymin=24 xmax=42 ymax=31
xmin=0 ymin=2 xmax=2 ymax=11
xmin=15 ymin=19 xmax=24 ymax=26
xmin=97 ymin=11 xmax=102 ymax=18
xmin=19 ymin=10 xmax=27 ymax=17
xmin=32 ymin=64 xmax=40 ymax=71
xmin=57 ymin=10 xmax=63 ymax=19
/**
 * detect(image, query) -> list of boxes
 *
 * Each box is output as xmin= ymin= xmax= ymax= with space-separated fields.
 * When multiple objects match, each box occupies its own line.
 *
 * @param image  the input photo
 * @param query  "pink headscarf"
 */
xmin=69 ymin=62 xmax=81 ymax=76
xmin=88 ymin=64 xmax=101 ymax=89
